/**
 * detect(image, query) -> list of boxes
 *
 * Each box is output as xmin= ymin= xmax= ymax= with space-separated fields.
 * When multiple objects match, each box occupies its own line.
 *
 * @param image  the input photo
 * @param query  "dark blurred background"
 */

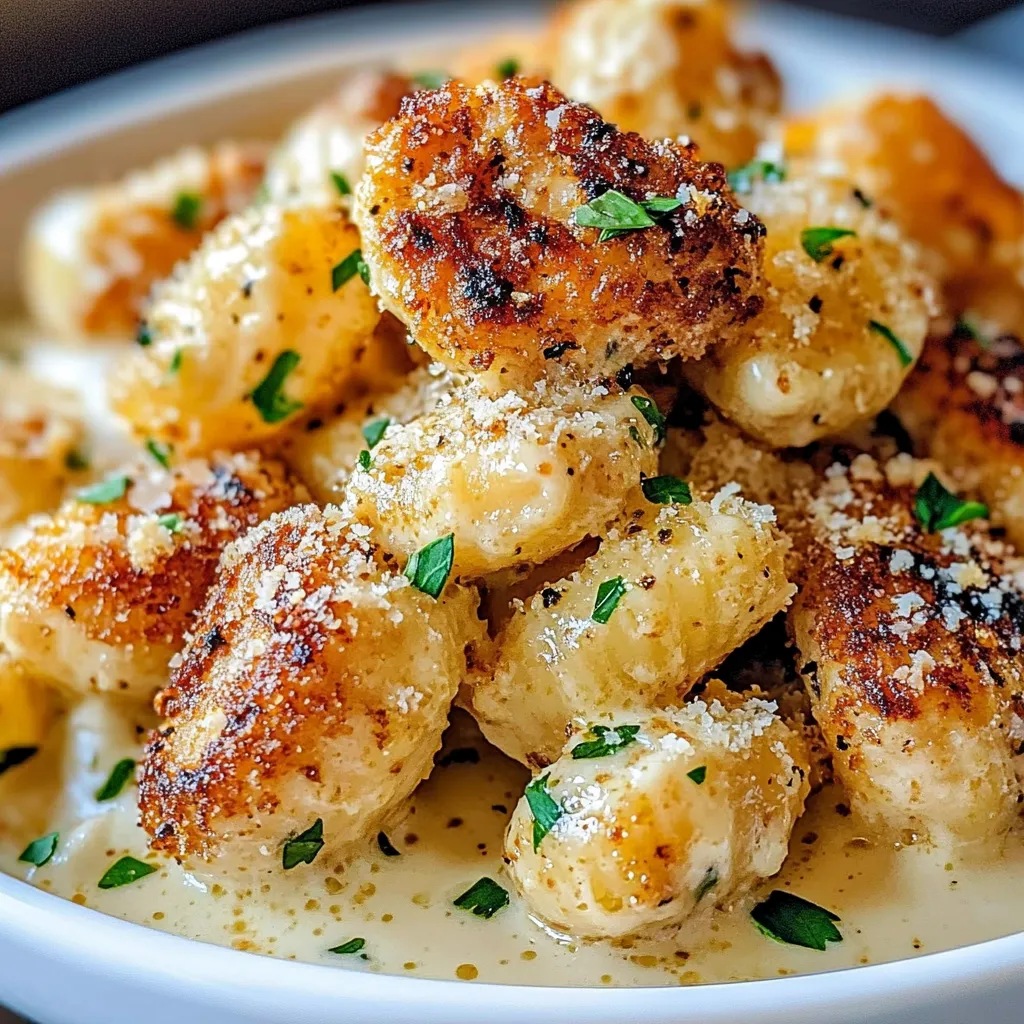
xmin=1 ymin=0 xmax=1020 ymax=114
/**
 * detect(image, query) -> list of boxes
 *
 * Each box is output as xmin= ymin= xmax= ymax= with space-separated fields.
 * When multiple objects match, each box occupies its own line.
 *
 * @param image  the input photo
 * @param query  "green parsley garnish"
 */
xmin=630 ymin=395 xmax=666 ymax=444
xmin=592 ymin=576 xmax=627 ymax=624
xmin=250 ymin=350 xmax=304 ymax=424
xmin=136 ymin=323 xmax=152 ymax=347
xmin=413 ymin=70 xmax=449 ymax=90
xmin=913 ymin=472 xmax=988 ymax=532
xmin=570 ymin=724 xmax=640 ymax=760
xmin=282 ymin=818 xmax=325 ymax=870
xmin=95 ymin=758 xmax=136 ymax=802
xmin=98 ymin=855 xmax=157 ymax=890
xmin=727 ymin=159 xmax=786 ymax=194
xmin=156 ymin=513 xmax=184 ymax=533
xmin=694 ymin=866 xmax=718 ymax=903
xmin=524 ymin=774 xmax=563 ymax=852
xmin=687 ymin=765 xmax=707 ymax=785
xmin=77 ymin=475 xmax=130 ymax=505
xmin=168 ymin=348 xmax=183 ymax=375
xmin=404 ymin=533 xmax=455 ymax=599
xmin=358 ymin=449 xmax=372 ymax=471
xmin=496 ymin=57 xmax=520 ymax=79
xmin=868 ymin=320 xmax=913 ymax=368
xmin=170 ymin=192 xmax=202 ymax=231
xmin=955 ymin=315 xmax=991 ymax=349
xmin=328 ymin=937 xmax=366 ymax=955
xmin=64 ymin=449 xmax=89 ymax=471
xmin=454 ymin=876 xmax=510 ymax=919
xmin=641 ymin=475 xmax=692 ymax=505
xmin=800 ymin=226 xmax=857 ymax=263
xmin=145 ymin=438 xmax=173 ymax=469
xmin=332 ymin=248 xmax=371 ymax=291
xmin=331 ymin=171 xmax=352 ymax=197
xmin=751 ymin=890 xmax=842 ymax=951
xmin=377 ymin=831 xmax=400 ymax=857
xmin=18 ymin=832 xmax=59 ymax=868
xmin=574 ymin=189 xmax=682 ymax=242
xmin=362 ymin=417 xmax=390 ymax=449
xmin=628 ymin=425 xmax=645 ymax=447
xmin=0 ymin=747 xmax=37 ymax=776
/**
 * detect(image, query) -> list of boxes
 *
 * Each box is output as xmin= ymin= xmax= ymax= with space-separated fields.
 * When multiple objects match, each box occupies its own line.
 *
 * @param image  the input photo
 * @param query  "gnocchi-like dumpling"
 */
xmin=0 ymin=451 xmax=303 ymax=702
xmin=346 ymin=382 xmax=658 ymax=578
xmin=139 ymin=503 xmax=486 ymax=871
xmin=470 ymin=486 xmax=794 ymax=766
xmin=504 ymin=682 xmax=810 ymax=939
xmin=684 ymin=164 xmax=936 ymax=447
xmin=789 ymin=454 xmax=1024 ymax=844
xmin=23 ymin=142 xmax=267 ymax=343
xmin=110 ymin=201 xmax=387 ymax=453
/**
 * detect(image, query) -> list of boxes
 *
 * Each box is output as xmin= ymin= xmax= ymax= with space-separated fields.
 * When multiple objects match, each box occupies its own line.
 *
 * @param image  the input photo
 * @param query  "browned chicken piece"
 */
xmin=548 ymin=0 xmax=781 ymax=168
xmin=894 ymin=329 xmax=1024 ymax=553
xmin=790 ymin=453 xmax=1024 ymax=844
xmin=23 ymin=142 xmax=268 ymax=343
xmin=786 ymin=94 xmax=1024 ymax=330
xmin=355 ymin=77 xmax=765 ymax=391
xmin=139 ymin=503 xmax=486 ymax=871
xmin=0 ymin=451 xmax=304 ymax=702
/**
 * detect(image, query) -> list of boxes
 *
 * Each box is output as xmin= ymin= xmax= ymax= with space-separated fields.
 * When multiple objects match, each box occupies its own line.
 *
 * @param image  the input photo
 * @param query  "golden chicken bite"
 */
xmin=110 ymin=201 xmax=383 ymax=453
xmin=789 ymin=454 xmax=1024 ymax=844
xmin=893 ymin=329 xmax=1024 ymax=553
xmin=23 ymin=142 xmax=267 ymax=343
xmin=548 ymin=0 xmax=781 ymax=168
xmin=139 ymin=503 xmax=486 ymax=869
xmin=264 ymin=70 xmax=412 ymax=205
xmin=346 ymin=381 xmax=657 ymax=578
xmin=0 ymin=451 xmax=303 ymax=702
xmin=355 ymin=77 xmax=765 ymax=389
xmin=470 ymin=486 xmax=795 ymax=767
xmin=684 ymin=164 xmax=936 ymax=447
xmin=504 ymin=682 xmax=810 ymax=939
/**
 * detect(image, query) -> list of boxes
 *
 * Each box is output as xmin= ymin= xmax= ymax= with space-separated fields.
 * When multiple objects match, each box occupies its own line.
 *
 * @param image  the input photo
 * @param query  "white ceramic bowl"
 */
xmin=1 ymin=4 xmax=1023 ymax=1021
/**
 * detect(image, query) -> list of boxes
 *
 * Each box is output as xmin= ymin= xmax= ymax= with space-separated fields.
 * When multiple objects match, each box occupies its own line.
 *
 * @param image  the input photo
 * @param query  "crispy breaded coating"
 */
xmin=283 ymin=361 xmax=460 ymax=505
xmin=685 ymin=164 xmax=936 ymax=447
xmin=894 ymin=330 xmax=1024 ymax=553
xmin=786 ymin=94 xmax=1024 ymax=321
xmin=139 ymin=504 xmax=486 ymax=868
xmin=470 ymin=486 xmax=794 ymax=767
xmin=23 ymin=142 xmax=268 ymax=343
xmin=0 ymin=451 xmax=303 ymax=702
xmin=548 ymin=0 xmax=781 ymax=168
xmin=0 ymin=367 xmax=84 ymax=527
xmin=789 ymin=454 xmax=1024 ymax=843
xmin=264 ymin=70 xmax=413 ymax=205
xmin=355 ymin=77 xmax=765 ymax=389
xmin=346 ymin=381 xmax=658 ymax=578
xmin=504 ymin=682 xmax=809 ymax=939
xmin=110 ymin=201 xmax=387 ymax=453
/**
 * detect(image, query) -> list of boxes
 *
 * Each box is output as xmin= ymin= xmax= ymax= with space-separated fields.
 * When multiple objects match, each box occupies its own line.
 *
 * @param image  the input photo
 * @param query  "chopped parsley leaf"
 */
xmin=404 ymin=533 xmax=455 ymax=599
xmin=496 ymin=57 xmax=520 ymax=79
xmin=868 ymin=320 xmax=913 ymax=368
xmin=629 ymin=425 xmax=646 ymax=447
xmin=332 ymin=248 xmax=370 ymax=290
xmin=77 ymin=475 xmax=130 ymax=505
xmin=136 ymin=323 xmax=152 ymax=347
xmin=145 ymin=438 xmax=173 ymax=469
xmin=641 ymin=475 xmax=692 ymax=505
xmin=687 ymin=765 xmax=707 ymax=785
xmin=282 ymin=818 xmax=325 ymax=870
xmin=727 ymin=159 xmax=786 ymax=194
xmin=574 ymin=190 xmax=682 ymax=242
xmin=750 ymin=890 xmax=842 ymax=951
xmin=913 ymin=472 xmax=988 ymax=532
xmin=361 ymin=417 xmax=390 ymax=450
xmin=0 ymin=747 xmax=38 ymax=777
xmin=19 ymin=831 xmax=59 ymax=867
xmin=800 ymin=226 xmax=857 ymax=263
xmin=249 ymin=350 xmax=304 ymax=424
xmin=377 ymin=831 xmax=400 ymax=857
xmin=95 ymin=758 xmax=136 ymax=802
xmin=630 ymin=395 xmax=666 ymax=444
xmin=64 ymin=449 xmax=89 ymax=471
xmin=525 ymin=774 xmax=563 ymax=852
xmin=642 ymin=196 xmax=684 ymax=214
xmin=98 ymin=855 xmax=157 ymax=890
xmin=157 ymin=513 xmax=184 ymax=533
xmin=168 ymin=348 xmax=183 ymax=375
xmin=331 ymin=171 xmax=352 ymax=197
xmin=328 ymin=937 xmax=366 ymax=955
xmin=954 ymin=315 xmax=991 ymax=349
xmin=358 ymin=449 xmax=372 ymax=471
xmin=570 ymin=724 xmax=641 ymax=760
xmin=695 ymin=865 xmax=718 ymax=902
xmin=171 ymin=192 xmax=202 ymax=230
xmin=453 ymin=877 xmax=510 ymax=919
xmin=413 ymin=70 xmax=449 ymax=90
xmin=592 ymin=575 xmax=627 ymax=624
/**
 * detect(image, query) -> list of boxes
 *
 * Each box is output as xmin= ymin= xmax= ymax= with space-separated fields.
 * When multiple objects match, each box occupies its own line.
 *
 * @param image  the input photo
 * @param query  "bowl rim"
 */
xmin=1 ymin=0 xmax=1023 ymax=1015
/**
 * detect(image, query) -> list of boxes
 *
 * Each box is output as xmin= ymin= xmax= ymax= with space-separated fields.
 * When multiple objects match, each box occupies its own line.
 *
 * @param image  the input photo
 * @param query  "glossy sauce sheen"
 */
xmin=2 ymin=701 xmax=1023 ymax=987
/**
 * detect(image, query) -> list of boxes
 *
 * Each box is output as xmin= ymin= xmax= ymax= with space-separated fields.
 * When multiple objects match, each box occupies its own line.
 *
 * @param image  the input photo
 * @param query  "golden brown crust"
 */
xmin=356 ymin=77 xmax=764 ymax=388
